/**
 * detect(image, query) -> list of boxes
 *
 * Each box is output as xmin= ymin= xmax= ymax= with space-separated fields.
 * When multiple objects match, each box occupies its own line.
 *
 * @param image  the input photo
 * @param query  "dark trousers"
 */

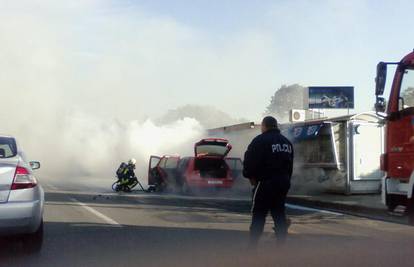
xmin=249 ymin=179 xmax=289 ymax=245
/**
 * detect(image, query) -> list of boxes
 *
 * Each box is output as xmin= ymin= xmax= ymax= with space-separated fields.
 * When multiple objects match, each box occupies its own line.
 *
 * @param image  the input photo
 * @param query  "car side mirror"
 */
xmin=375 ymin=97 xmax=386 ymax=113
xmin=30 ymin=161 xmax=41 ymax=170
xmin=375 ymin=62 xmax=387 ymax=96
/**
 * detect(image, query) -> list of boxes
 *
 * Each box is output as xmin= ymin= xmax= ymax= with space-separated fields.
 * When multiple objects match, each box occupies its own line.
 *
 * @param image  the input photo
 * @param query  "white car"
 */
xmin=0 ymin=135 xmax=44 ymax=252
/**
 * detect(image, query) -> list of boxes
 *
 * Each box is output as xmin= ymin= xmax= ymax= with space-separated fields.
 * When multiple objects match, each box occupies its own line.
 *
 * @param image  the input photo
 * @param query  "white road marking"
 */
xmin=46 ymin=183 xmax=59 ymax=191
xmin=69 ymin=197 xmax=122 ymax=227
xmin=286 ymin=203 xmax=343 ymax=216
xmin=45 ymin=189 xmax=343 ymax=215
xmin=46 ymin=185 xmax=342 ymax=218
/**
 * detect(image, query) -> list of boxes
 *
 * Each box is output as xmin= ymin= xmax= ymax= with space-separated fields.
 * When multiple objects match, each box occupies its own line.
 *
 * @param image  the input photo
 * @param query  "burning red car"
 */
xmin=148 ymin=138 xmax=242 ymax=193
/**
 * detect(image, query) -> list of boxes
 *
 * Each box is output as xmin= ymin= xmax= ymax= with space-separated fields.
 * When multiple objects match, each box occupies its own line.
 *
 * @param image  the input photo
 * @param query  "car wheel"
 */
xmin=387 ymin=202 xmax=398 ymax=212
xmin=23 ymin=220 xmax=44 ymax=253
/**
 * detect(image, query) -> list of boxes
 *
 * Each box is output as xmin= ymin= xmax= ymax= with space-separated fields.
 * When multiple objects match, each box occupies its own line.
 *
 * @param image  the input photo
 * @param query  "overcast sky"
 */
xmin=1 ymin=0 xmax=414 ymax=122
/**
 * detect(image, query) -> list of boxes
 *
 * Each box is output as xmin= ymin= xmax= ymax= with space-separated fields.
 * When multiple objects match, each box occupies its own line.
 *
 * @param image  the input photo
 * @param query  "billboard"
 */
xmin=308 ymin=86 xmax=354 ymax=109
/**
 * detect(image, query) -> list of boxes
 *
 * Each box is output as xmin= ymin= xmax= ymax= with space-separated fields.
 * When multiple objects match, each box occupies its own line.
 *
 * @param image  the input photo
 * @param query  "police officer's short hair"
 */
xmin=262 ymin=116 xmax=278 ymax=129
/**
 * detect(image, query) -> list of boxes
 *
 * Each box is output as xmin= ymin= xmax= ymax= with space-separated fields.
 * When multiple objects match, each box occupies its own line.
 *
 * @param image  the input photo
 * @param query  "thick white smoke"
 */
xmin=18 ymin=112 xmax=203 ymax=180
xmin=0 ymin=2 xmax=237 ymax=182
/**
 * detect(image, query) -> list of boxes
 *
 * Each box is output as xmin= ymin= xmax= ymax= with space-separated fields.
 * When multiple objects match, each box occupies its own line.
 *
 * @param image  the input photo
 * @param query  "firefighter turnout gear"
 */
xmin=116 ymin=161 xmax=138 ymax=191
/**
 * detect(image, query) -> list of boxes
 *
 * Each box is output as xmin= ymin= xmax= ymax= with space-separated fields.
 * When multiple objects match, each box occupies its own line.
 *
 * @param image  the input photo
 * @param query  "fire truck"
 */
xmin=375 ymin=50 xmax=414 ymax=223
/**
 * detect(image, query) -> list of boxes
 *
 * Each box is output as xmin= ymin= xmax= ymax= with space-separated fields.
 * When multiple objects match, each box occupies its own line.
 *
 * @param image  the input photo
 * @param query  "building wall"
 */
xmin=208 ymin=122 xmax=349 ymax=194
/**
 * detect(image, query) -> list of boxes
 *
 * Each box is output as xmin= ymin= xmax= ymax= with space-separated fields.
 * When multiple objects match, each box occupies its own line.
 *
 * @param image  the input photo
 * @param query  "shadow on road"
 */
xmin=0 ymin=221 xmax=250 ymax=267
xmin=1 ymin=220 xmax=409 ymax=267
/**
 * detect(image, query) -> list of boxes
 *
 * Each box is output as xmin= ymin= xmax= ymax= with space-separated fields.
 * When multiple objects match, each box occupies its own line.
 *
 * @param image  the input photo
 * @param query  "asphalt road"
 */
xmin=1 ymin=179 xmax=413 ymax=267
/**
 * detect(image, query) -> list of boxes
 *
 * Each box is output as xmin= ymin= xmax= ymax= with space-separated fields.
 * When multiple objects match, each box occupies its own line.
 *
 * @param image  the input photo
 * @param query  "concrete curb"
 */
xmin=287 ymin=195 xmax=408 ymax=225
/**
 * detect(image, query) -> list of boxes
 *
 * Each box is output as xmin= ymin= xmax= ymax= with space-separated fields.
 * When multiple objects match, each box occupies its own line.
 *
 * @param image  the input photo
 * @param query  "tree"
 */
xmin=264 ymin=84 xmax=307 ymax=122
xmin=402 ymin=87 xmax=414 ymax=107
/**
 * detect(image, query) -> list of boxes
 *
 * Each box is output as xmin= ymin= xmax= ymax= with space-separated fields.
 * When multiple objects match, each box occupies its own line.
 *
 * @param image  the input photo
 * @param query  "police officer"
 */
xmin=243 ymin=116 xmax=294 ymax=247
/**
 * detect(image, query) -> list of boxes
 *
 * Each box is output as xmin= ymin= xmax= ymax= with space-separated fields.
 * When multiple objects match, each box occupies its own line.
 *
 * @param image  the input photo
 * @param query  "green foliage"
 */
xmin=401 ymin=87 xmax=414 ymax=107
xmin=264 ymin=84 xmax=307 ymax=122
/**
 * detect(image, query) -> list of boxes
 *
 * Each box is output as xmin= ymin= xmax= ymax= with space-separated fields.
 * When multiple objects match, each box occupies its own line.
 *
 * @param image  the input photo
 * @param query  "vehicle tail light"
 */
xmin=11 ymin=166 xmax=37 ymax=190
xmin=380 ymin=153 xmax=388 ymax=172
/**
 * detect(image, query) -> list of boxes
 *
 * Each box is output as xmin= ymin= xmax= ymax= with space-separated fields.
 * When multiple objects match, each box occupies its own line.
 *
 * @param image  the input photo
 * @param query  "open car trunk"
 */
xmin=194 ymin=158 xmax=228 ymax=178
xmin=194 ymin=138 xmax=232 ymax=158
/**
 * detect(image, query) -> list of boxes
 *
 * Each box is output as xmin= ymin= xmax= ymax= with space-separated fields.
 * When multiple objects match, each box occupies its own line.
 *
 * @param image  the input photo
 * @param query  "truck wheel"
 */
xmin=387 ymin=201 xmax=398 ymax=212
xmin=407 ymin=197 xmax=414 ymax=225
xmin=387 ymin=205 xmax=397 ymax=212
xmin=23 ymin=220 xmax=44 ymax=253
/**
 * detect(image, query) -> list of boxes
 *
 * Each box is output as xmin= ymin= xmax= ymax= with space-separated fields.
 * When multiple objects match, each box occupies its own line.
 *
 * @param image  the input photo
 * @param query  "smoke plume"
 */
xmin=0 ymin=2 xmax=247 ymax=182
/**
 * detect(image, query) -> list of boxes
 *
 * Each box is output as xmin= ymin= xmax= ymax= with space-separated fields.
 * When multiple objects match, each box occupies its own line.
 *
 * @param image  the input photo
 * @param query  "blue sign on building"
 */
xmin=287 ymin=124 xmax=325 ymax=142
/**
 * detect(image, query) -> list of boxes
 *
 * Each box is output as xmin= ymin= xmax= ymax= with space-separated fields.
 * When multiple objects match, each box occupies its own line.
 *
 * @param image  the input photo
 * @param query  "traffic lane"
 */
xmin=1 ymin=189 xmax=252 ymax=267
xmin=4 ymin=221 xmax=413 ymax=267
xmin=45 ymin=189 xmax=325 ymax=216
xmin=41 ymin=177 xmax=413 ymax=226
xmin=1 ymin=222 xmax=413 ymax=267
xmin=43 ymin=190 xmax=321 ymax=231
xmin=60 ymin=191 xmax=414 ymax=264
xmin=41 ymin=190 xmax=414 ymax=242
xmin=1 ymin=191 xmax=414 ymax=267
xmin=54 ymin=190 xmax=414 ymax=243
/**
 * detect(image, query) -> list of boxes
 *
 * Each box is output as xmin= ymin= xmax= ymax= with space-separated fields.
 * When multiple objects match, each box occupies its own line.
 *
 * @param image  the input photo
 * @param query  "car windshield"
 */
xmin=400 ymin=68 xmax=414 ymax=110
xmin=0 ymin=137 xmax=17 ymax=158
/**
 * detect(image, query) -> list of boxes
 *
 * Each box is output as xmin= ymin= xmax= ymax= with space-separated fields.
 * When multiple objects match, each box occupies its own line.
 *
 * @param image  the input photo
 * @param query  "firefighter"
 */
xmin=243 ymin=116 xmax=294 ymax=247
xmin=117 ymin=158 xmax=138 ymax=192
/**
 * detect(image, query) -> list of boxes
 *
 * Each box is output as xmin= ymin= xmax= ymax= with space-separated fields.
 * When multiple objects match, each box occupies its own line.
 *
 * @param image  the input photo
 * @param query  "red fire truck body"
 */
xmin=375 ymin=51 xmax=414 ymax=221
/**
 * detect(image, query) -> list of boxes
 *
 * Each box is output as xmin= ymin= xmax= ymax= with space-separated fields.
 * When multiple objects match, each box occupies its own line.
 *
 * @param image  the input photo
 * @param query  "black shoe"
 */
xmin=273 ymin=218 xmax=291 ymax=236
xmin=273 ymin=227 xmax=288 ymax=244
